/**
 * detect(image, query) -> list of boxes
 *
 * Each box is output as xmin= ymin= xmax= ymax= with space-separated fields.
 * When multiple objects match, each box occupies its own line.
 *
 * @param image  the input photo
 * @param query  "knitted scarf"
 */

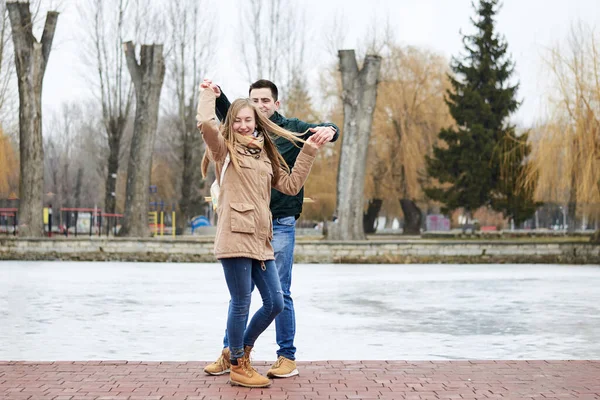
xmin=234 ymin=131 xmax=264 ymax=154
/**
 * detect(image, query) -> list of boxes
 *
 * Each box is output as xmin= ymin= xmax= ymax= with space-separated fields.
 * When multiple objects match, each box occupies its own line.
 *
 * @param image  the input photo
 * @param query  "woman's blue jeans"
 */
xmin=220 ymin=257 xmax=284 ymax=361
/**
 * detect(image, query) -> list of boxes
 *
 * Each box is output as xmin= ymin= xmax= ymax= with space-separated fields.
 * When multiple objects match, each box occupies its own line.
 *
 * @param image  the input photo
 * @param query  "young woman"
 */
xmin=197 ymin=82 xmax=323 ymax=388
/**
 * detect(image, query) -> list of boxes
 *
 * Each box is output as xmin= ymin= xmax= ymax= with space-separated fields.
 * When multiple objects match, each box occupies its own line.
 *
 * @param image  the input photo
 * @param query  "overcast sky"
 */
xmin=41 ymin=0 xmax=600 ymax=127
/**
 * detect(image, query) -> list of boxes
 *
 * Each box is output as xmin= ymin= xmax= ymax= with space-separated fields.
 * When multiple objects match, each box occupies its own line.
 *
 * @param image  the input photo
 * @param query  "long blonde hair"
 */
xmin=201 ymin=98 xmax=305 ymax=181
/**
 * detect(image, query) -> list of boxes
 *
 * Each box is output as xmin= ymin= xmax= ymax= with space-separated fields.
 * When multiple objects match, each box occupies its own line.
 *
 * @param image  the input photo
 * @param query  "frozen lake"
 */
xmin=1 ymin=261 xmax=599 ymax=361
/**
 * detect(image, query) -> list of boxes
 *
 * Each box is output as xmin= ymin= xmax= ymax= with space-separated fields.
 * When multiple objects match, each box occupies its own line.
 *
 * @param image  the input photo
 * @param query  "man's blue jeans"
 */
xmin=221 ymin=257 xmax=284 ymax=361
xmin=222 ymin=216 xmax=298 ymax=360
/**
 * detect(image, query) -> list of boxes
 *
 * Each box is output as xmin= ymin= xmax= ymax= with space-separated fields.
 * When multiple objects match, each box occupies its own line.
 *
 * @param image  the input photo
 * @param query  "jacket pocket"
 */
xmin=263 ymin=158 xmax=273 ymax=171
xmin=230 ymin=202 xmax=255 ymax=234
xmin=237 ymin=158 xmax=254 ymax=169
xmin=235 ymin=147 xmax=256 ymax=169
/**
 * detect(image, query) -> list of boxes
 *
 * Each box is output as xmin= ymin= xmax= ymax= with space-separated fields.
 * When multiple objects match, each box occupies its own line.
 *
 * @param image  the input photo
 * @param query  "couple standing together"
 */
xmin=196 ymin=79 xmax=339 ymax=388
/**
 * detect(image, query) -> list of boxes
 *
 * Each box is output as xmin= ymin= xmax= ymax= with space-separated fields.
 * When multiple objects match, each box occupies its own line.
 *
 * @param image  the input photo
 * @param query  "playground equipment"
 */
xmin=57 ymin=208 xmax=123 ymax=237
xmin=60 ymin=208 xmax=103 ymax=237
xmin=1 ymin=202 xmax=175 ymax=237
xmin=148 ymin=202 xmax=176 ymax=237
xmin=0 ymin=208 xmax=17 ymax=235
xmin=190 ymin=215 xmax=210 ymax=234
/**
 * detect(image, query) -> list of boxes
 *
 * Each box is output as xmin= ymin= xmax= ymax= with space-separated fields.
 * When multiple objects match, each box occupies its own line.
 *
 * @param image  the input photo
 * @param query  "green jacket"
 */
xmin=215 ymin=91 xmax=339 ymax=218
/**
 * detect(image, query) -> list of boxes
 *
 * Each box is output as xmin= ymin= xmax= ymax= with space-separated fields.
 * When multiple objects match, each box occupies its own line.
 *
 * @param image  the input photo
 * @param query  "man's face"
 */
xmin=250 ymin=87 xmax=280 ymax=118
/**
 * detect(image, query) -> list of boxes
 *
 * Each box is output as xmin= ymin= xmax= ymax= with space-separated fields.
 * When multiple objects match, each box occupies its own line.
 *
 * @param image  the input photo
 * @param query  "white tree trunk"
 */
xmin=120 ymin=42 xmax=165 ymax=237
xmin=7 ymin=2 xmax=58 ymax=237
xmin=328 ymin=50 xmax=381 ymax=241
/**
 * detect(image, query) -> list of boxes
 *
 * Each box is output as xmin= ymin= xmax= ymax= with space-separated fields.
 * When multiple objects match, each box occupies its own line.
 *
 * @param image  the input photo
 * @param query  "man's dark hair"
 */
xmin=249 ymin=79 xmax=279 ymax=101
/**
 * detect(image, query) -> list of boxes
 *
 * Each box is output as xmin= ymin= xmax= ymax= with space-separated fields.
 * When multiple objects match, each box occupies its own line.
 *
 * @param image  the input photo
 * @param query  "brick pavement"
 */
xmin=1 ymin=360 xmax=599 ymax=400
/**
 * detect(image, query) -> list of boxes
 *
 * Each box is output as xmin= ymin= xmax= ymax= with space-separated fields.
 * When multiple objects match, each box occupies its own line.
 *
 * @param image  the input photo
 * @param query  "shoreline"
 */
xmin=1 ymin=237 xmax=599 ymax=264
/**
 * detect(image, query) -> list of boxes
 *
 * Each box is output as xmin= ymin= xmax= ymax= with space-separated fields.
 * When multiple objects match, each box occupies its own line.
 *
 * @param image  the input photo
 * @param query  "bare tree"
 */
xmin=119 ymin=42 xmax=165 ymax=237
xmin=79 ymin=0 xmax=134 ymax=215
xmin=43 ymin=103 xmax=88 ymax=209
xmin=0 ymin=2 xmax=16 ymax=122
xmin=165 ymin=0 xmax=215 ymax=232
xmin=2 ymin=0 xmax=62 ymax=127
xmin=7 ymin=1 xmax=58 ymax=237
xmin=328 ymin=50 xmax=381 ymax=241
xmin=239 ymin=0 xmax=309 ymax=103
xmin=44 ymin=104 xmax=73 ymax=211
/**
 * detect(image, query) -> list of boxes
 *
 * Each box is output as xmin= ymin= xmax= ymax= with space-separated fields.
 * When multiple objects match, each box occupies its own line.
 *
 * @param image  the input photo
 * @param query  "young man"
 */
xmin=203 ymin=79 xmax=339 ymax=378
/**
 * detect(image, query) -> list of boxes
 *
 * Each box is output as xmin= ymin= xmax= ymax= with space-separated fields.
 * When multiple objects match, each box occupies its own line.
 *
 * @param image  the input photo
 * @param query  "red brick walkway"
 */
xmin=1 ymin=360 xmax=599 ymax=400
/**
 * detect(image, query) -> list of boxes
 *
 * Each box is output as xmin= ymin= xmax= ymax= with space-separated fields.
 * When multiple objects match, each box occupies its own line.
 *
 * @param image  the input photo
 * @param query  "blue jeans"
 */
xmin=221 ymin=257 xmax=284 ymax=361
xmin=222 ymin=216 xmax=298 ymax=360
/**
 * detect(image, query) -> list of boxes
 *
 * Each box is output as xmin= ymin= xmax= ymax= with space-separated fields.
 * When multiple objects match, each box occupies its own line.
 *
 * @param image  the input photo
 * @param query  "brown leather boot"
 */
xmin=229 ymin=346 xmax=271 ymax=388
xmin=203 ymin=347 xmax=231 ymax=376
xmin=243 ymin=345 xmax=260 ymax=374
xmin=267 ymin=356 xmax=299 ymax=378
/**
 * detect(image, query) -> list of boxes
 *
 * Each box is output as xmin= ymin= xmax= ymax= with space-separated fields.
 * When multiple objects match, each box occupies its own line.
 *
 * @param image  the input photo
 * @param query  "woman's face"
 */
xmin=232 ymin=106 xmax=256 ymax=135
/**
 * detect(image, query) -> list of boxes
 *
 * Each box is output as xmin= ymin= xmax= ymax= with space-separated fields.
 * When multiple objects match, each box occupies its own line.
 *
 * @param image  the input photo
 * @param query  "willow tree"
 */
xmin=301 ymin=66 xmax=343 ymax=224
xmin=525 ymin=23 xmax=600 ymax=241
xmin=0 ymin=128 xmax=18 ymax=197
xmin=366 ymin=45 xmax=452 ymax=234
xmin=7 ymin=1 xmax=58 ymax=237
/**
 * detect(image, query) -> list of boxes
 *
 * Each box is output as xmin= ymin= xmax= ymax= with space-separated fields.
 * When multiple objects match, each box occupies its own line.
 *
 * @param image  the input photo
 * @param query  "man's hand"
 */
xmin=308 ymin=126 xmax=336 ymax=145
xmin=200 ymin=78 xmax=222 ymax=97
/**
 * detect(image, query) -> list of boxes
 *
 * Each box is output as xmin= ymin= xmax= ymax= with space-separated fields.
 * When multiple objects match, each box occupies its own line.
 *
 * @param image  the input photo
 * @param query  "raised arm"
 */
xmin=215 ymin=87 xmax=231 ymax=122
xmin=272 ymin=142 xmax=318 ymax=195
xmin=196 ymin=88 xmax=227 ymax=162
xmin=198 ymin=78 xmax=230 ymax=123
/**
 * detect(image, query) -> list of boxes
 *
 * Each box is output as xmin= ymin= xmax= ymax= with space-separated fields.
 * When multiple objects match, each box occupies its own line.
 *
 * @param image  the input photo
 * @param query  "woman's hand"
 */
xmin=305 ymin=135 xmax=325 ymax=150
xmin=200 ymin=78 xmax=221 ymax=97
xmin=308 ymin=126 xmax=336 ymax=145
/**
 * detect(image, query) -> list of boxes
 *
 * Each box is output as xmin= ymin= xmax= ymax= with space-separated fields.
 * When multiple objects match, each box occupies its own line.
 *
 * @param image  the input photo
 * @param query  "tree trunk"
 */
xmin=567 ymin=169 xmax=577 ymax=232
xmin=74 ymin=167 xmax=83 ymax=209
xmin=566 ymin=138 xmax=579 ymax=233
xmin=363 ymin=198 xmax=382 ymax=234
xmin=567 ymin=201 xmax=577 ymax=232
xmin=177 ymin=99 xmax=204 ymax=232
xmin=104 ymin=127 xmax=121 ymax=214
xmin=400 ymin=199 xmax=422 ymax=235
xmin=327 ymin=50 xmax=381 ymax=241
xmin=7 ymin=2 xmax=58 ymax=237
xmin=177 ymin=130 xmax=193 ymax=232
xmin=119 ymin=42 xmax=165 ymax=237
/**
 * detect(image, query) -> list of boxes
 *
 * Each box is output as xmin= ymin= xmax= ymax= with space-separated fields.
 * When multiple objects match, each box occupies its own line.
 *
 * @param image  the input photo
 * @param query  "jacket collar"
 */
xmin=270 ymin=111 xmax=286 ymax=127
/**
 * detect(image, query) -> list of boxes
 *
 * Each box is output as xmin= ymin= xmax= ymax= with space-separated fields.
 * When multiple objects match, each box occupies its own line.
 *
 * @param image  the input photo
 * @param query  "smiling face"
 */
xmin=232 ymin=106 xmax=256 ymax=135
xmin=249 ymin=87 xmax=280 ymax=118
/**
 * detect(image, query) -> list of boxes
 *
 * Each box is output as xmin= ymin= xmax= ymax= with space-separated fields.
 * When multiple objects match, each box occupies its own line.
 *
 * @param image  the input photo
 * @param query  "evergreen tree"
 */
xmin=425 ymin=0 xmax=537 ymax=223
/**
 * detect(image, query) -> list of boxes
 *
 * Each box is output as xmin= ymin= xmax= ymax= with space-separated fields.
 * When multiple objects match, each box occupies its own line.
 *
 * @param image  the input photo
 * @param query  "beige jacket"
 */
xmin=197 ymin=89 xmax=317 ymax=261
